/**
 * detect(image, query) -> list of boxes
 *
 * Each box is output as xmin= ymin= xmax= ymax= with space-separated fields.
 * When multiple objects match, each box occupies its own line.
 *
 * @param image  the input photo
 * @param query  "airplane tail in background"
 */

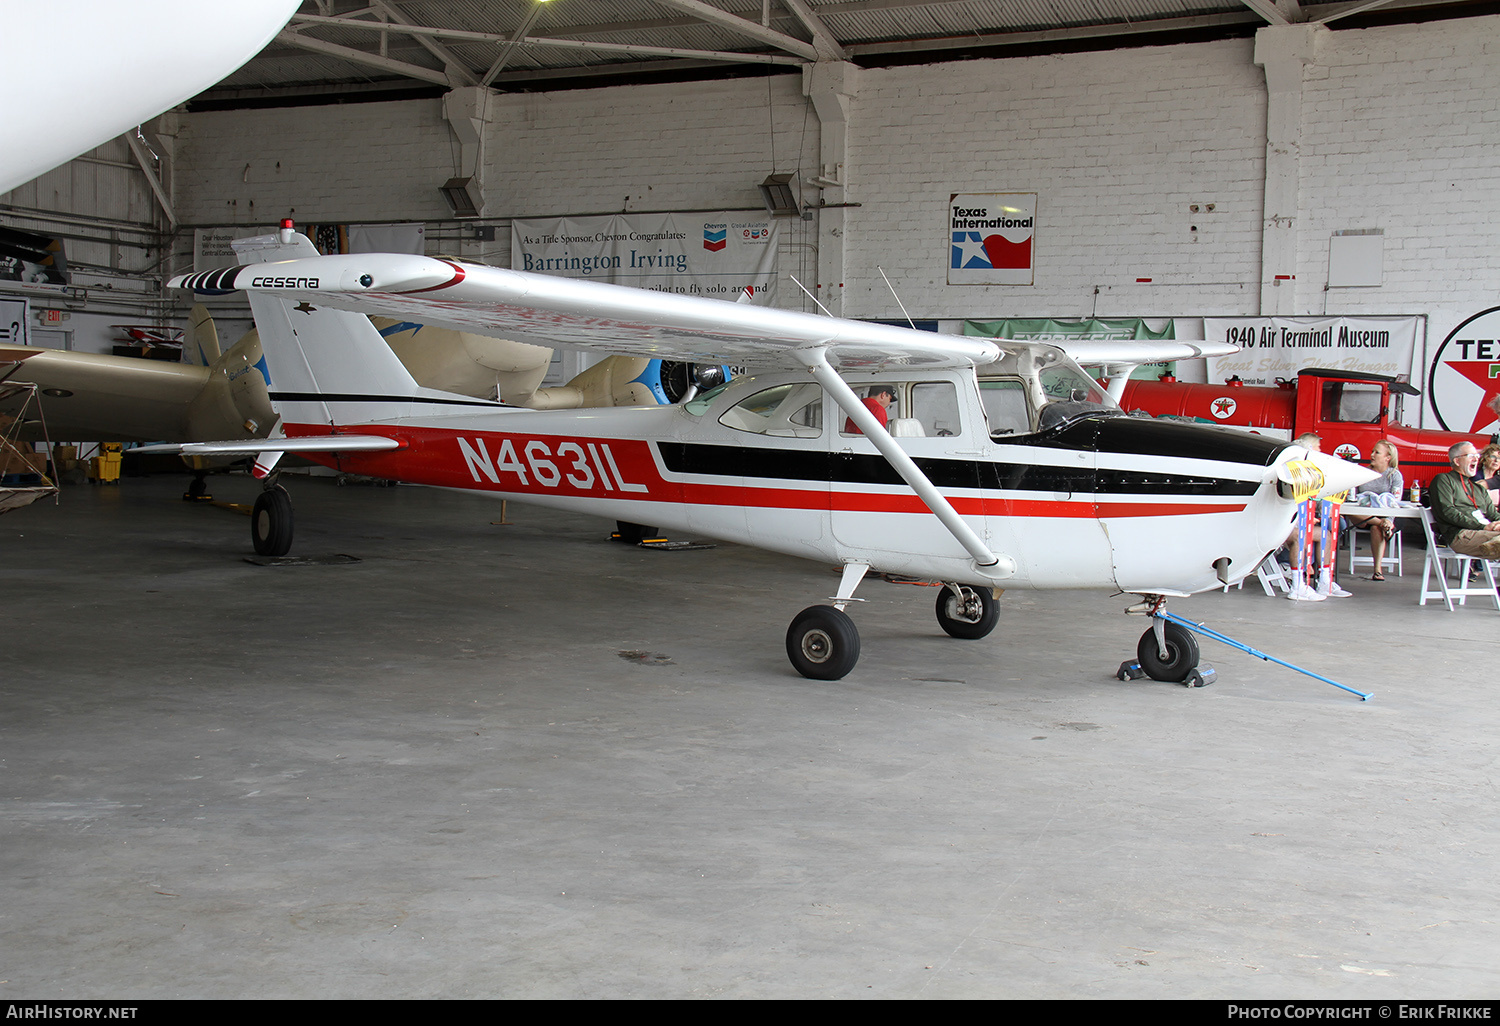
xmin=185 ymin=305 xmax=222 ymax=367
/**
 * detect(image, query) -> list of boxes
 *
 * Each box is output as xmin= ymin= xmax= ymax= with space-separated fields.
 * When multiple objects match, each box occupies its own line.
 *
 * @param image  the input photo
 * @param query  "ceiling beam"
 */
xmin=1240 ymin=0 xmax=1294 ymax=24
xmin=1313 ymin=0 xmax=1403 ymax=23
xmin=651 ymin=0 xmax=820 ymax=60
xmin=846 ymin=12 xmax=1266 ymax=58
xmin=521 ymin=36 xmax=804 ymax=67
xmin=274 ymin=27 xmax=453 ymax=87
xmin=780 ymin=0 xmax=850 ymax=61
xmin=370 ymin=1 xmax=478 ymax=86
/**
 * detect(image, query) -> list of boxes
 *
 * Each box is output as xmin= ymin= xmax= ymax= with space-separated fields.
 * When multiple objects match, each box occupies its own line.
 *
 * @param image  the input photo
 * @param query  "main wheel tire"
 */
xmin=614 ymin=520 xmax=658 ymax=544
xmin=935 ymin=585 xmax=1000 ymax=639
xmin=252 ymin=488 xmax=294 ymax=557
xmin=183 ymin=474 xmax=209 ymax=501
xmin=1135 ymin=622 xmax=1200 ymax=683
xmin=786 ymin=605 xmax=861 ymax=681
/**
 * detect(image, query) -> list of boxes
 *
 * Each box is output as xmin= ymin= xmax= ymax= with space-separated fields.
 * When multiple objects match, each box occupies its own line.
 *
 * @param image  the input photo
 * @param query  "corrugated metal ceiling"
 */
xmin=196 ymin=0 xmax=1493 ymax=106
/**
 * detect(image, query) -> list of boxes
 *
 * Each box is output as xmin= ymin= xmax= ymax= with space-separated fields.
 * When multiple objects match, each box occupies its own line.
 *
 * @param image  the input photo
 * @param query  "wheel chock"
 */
xmin=1117 ymin=660 xmax=1216 ymax=687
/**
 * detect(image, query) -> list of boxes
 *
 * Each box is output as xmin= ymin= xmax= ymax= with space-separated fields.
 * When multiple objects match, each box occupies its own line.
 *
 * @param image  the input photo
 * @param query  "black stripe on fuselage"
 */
xmin=657 ymin=414 xmax=1280 ymax=495
xmin=657 ymin=443 xmax=1261 ymax=496
xmin=1035 ymin=415 xmax=1289 ymax=466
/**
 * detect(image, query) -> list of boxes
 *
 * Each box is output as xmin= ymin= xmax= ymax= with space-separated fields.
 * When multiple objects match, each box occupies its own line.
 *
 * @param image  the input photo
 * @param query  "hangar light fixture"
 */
xmin=440 ymin=176 xmax=483 ymax=218
xmin=758 ymin=173 xmax=800 ymax=218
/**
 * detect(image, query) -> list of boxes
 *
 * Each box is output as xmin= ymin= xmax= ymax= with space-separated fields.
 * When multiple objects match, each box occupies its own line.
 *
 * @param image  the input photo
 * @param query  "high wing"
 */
xmin=1059 ymin=339 xmax=1238 ymax=366
xmin=171 ymin=241 xmax=1003 ymax=372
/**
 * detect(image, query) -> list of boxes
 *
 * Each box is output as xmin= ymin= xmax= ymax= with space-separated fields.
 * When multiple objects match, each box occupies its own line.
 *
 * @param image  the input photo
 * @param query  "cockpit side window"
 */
xmin=719 ymin=382 xmax=824 ymax=437
xmin=979 ymin=379 xmax=1031 ymax=436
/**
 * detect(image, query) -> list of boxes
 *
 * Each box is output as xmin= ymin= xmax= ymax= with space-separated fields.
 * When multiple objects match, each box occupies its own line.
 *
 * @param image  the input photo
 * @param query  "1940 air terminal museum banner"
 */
xmin=1203 ymin=315 xmax=1423 ymax=386
xmin=511 ymin=212 xmax=780 ymax=301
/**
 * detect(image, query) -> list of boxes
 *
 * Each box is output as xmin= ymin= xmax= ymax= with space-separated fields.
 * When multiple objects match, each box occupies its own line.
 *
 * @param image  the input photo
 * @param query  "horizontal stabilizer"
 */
xmin=133 ymin=435 xmax=402 ymax=457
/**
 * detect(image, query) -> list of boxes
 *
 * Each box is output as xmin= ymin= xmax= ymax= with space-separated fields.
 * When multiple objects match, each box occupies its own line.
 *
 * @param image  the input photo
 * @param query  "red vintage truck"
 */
xmin=1116 ymin=368 xmax=1494 ymax=492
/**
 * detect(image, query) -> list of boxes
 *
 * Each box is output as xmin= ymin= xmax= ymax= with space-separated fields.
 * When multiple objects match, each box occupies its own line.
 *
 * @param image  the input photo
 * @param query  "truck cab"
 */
xmin=1117 ymin=367 xmax=1491 ymax=492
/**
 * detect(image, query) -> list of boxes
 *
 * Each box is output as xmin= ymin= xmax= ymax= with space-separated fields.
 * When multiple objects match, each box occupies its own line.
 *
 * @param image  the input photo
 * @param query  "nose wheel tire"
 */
xmin=935 ymin=585 xmax=999 ymax=639
xmin=786 ymin=605 xmax=861 ymax=681
xmin=1135 ymin=622 xmax=1200 ymax=682
xmin=252 ymin=487 xmax=294 ymax=557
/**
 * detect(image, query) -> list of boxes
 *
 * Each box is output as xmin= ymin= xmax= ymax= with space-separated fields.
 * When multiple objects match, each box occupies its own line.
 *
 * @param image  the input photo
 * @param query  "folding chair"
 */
xmin=1347 ymin=520 xmax=1403 ymax=577
xmin=1418 ymin=509 xmax=1500 ymax=610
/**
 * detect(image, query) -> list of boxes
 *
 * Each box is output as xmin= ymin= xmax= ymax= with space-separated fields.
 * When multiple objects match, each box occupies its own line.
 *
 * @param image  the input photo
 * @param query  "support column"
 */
xmin=1254 ymin=24 xmax=1325 ymax=316
xmin=442 ymin=86 xmax=492 ymax=224
xmin=802 ymin=61 xmax=859 ymax=317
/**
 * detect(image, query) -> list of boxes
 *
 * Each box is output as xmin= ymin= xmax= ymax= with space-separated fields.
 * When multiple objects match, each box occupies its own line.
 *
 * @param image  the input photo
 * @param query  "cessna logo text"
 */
xmin=457 ymin=437 xmax=647 ymax=493
xmin=251 ymin=276 xmax=321 ymax=289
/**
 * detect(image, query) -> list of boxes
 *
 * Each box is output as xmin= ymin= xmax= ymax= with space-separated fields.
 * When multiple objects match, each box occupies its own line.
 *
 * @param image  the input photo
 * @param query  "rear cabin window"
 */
xmin=908 ymin=382 xmax=962 ymax=437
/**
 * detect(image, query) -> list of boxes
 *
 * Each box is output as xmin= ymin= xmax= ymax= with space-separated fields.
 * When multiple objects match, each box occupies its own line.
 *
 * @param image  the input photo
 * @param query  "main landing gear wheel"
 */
xmin=786 ymin=605 xmax=861 ymax=681
xmin=935 ymin=585 xmax=999 ymax=640
xmin=1135 ymin=621 xmax=1201 ymax=683
xmin=252 ymin=487 xmax=294 ymax=557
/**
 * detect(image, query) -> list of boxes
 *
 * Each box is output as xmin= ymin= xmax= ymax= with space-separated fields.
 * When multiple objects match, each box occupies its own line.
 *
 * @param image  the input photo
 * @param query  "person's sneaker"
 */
xmin=1317 ymin=570 xmax=1353 ymax=598
xmin=1287 ymin=580 xmax=1326 ymax=601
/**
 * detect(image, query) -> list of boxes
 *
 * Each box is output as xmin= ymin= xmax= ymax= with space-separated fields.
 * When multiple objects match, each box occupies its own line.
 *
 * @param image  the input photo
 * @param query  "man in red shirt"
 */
xmin=844 ymin=385 xmax=896 ymax=434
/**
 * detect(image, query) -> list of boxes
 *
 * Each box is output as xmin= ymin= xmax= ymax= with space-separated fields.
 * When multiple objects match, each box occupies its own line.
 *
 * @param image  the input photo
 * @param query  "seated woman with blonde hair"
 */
xmin=1345 ymin=438 xmax=1403 ymax=581
xmin=1474 ymin=443 xmax=1500 ymax=507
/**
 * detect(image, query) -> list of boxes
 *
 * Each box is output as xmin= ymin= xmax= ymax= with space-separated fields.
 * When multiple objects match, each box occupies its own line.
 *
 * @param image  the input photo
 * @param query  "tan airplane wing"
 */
xmin=0 ymin=347 xmax=209 ymax=442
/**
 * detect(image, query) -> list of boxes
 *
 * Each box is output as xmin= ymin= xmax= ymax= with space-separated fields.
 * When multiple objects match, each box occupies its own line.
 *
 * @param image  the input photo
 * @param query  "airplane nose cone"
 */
xmin=1271 ymin=446 xmax=1379 ymax=501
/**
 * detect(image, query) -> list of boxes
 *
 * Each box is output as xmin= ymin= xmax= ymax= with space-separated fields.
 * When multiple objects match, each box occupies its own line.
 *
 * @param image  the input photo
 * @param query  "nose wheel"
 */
xmin=1134 ymin=620 xmax=1201 ymax=682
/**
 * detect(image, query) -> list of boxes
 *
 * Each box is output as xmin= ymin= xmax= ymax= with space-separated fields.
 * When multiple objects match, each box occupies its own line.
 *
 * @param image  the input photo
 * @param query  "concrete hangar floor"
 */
xmin=2 ymin=472 xmax=1495 ymax=999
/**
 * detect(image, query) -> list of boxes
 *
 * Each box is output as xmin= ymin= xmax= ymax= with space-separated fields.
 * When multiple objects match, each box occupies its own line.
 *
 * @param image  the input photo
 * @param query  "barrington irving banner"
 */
xmin=511 ymin=212 xmax=779 ymax=303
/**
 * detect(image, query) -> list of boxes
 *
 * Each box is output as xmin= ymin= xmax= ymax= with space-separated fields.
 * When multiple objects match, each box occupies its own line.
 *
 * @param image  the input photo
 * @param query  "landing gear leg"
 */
xmin=251 ymin=484 xmax=294 ymax=557
xmin=785 ymin=562 xmax=869 ymax=681
xmin=1119 ymin=595 xmax=1210 ymax=686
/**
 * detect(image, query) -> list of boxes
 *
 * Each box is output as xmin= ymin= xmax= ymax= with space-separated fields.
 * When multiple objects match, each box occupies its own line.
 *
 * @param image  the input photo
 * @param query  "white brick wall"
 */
xmin=842 ymin=39 xmax=1267 ymax=320
xmin=160 ymin=13 xmax=1500 ymax=356
xmin=1298 ymin=17 xmax=1500 ymax=352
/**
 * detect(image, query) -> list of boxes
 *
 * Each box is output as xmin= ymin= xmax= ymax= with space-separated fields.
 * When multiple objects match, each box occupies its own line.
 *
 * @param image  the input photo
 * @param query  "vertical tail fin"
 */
xmin=232 ymin=231 xmax=425 ymax=430
xmin=185 ymin=305 xmax=222 ymax=366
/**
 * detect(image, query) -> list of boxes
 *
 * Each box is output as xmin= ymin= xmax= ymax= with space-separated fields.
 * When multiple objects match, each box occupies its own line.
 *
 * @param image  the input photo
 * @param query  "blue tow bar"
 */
xmin=1156 ymin=610 xmax=1372 ymax=702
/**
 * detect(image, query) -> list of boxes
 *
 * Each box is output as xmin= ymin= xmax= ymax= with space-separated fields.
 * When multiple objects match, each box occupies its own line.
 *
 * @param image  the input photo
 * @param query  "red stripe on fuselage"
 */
xmin=283 ymin=423 xmax=1249 ymax=519
xmin=402 ymin=260 xmax=466 ymax=293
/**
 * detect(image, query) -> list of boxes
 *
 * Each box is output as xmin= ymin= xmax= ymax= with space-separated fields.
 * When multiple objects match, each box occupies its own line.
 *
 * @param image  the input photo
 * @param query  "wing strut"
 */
xmin=796 ymin=348 xmax=1000 ymax=570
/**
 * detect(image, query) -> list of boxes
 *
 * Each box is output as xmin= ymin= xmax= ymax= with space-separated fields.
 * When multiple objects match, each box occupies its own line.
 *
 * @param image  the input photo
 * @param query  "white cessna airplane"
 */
xmin=157 ymin=225 xmax=1372 ymax=682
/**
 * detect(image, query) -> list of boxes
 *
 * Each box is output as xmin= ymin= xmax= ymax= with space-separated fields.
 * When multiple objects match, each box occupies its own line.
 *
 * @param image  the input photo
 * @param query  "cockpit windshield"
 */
xmin=1036 ymin=360 xmax=1117 ymax=430
xmin=978 ymin=343 xmax=1121 ymax=437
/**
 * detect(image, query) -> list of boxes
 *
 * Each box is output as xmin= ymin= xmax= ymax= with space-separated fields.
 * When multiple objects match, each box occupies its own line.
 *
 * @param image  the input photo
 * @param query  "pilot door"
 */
xmin=828 ymin=376 xmax=987 ymax=566
xmin=709 ymin=379 xmax=828 ymax=557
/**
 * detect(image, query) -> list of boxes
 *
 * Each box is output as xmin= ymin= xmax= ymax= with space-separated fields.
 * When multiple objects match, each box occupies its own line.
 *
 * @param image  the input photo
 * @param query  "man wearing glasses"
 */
xmin=1431 ymin=441 xmax=1500 ymax=560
